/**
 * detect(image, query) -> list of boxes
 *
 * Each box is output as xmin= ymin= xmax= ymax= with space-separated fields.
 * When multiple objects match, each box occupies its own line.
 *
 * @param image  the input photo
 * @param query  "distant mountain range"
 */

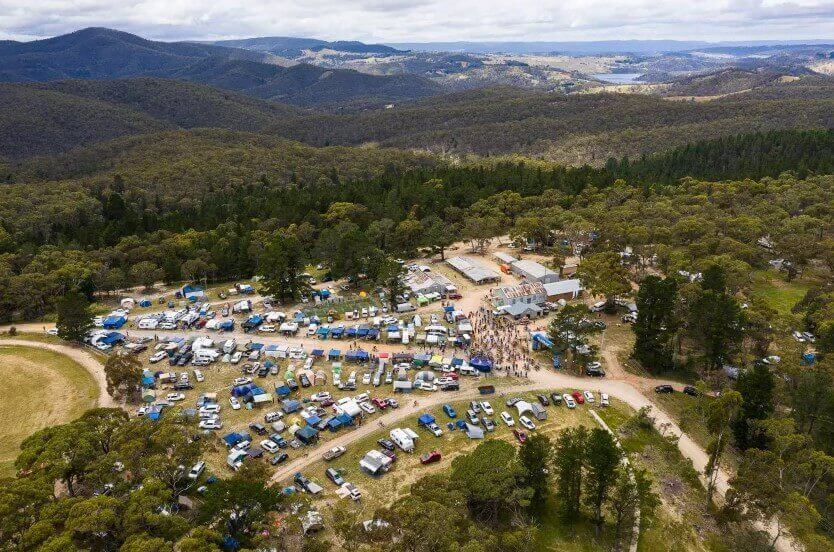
xmin=0 ymin=28 xmax=439 ymax=107
xmin=385 ymin=39 xmax=834 ymax=55
xmin=212 ymin=36 xmax=404 ymax=57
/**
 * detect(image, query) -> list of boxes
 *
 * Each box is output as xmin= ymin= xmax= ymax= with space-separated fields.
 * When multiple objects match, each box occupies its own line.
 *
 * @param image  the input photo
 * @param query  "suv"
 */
xmin=249 ymin=423 xmax=267 ymax=435
xmin=536 ymin=394 xmax=550 ymax=406
xmin=654 ymin=384 xmax=674 ymax=394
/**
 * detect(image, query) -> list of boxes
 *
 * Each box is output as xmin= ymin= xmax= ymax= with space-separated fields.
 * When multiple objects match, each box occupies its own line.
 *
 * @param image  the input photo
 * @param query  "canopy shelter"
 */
xmin=469 ymin=356 xmax=493 ymax=373
xmin=328 ymin=349 xmax=342 ymax=360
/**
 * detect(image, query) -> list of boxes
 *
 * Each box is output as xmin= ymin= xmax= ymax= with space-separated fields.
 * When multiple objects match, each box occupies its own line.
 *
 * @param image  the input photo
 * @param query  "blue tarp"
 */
xmin=328 ymin=349 xmax=341 ymax=359
xmin=103 ymin=315 xmax=126 ymax=329
xmin=327 ymin=417 xmax=342 ymax=431
xmin=219 ymin=320 xmax=235 ymax=331
xmin=444 ymin=306 xmax=454 ymax=312
xmin=139 ymin=299 xmax=152 ymax=307
xmin=306 ymin=415 xmax=322 ymax=426
xmin=346 ymin=327 xmax=357 ymax=338
xmin=245 ymin=315 xmax=263 ymax=327
xmin=222 ymin=432 xmax=246 ymax=447
xmin=357 ymin=325 xmax=370 ymax=337
xmin=316 ymin=326 xmax=329 ymax=336
xmin=367 ymin=328 xmax=379 ymax=339
xmin=275 ymin=384 xmax=291 ymax=396
xmin=418 ymin=413 xmax=436 ymax=426
xmin=336 ymin=413 xmax=353 ymax=426
xmin=182 ymin=284 xmax=205 ymax=300
xmin=312 ymin=349 xmax=325 ymax=357
xmin=451 ymin=357 xmax=463 ymax=366
xmin=248 ymin=342 xmax=264 ymax=350
xmin=331 ymin=327 xmax=345 ymax=338
xmin=281 ymin=399 xmax=301 ymax=413
xmin=295 ymin=425 xmax=319 ymax=444
xmin=101 ymin=331 xmax=125 ymax=345
xmin=355 ymin=350 xmax=369 ymax=361
xmin=387 ymin=324 xmax=399 ymax=332
xmin=469 ymin=356 xmax=493 ymax=373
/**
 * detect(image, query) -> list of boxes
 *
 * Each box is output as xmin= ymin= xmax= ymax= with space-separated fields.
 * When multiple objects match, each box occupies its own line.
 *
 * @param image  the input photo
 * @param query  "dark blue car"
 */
xmin=443 ymin=404 xmax=457 ymax=418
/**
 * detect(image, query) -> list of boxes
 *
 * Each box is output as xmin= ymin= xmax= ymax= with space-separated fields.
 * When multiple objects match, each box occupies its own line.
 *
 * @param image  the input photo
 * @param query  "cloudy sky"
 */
xmin=1 ymin=0 xmax=833 ymax=43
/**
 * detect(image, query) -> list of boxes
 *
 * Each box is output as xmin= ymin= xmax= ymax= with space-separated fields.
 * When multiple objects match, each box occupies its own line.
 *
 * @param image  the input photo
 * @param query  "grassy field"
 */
xmin=749 ymin=271 xmax=812 ymax=316
xmin=0 ymin=345 xmax=100 ymax=477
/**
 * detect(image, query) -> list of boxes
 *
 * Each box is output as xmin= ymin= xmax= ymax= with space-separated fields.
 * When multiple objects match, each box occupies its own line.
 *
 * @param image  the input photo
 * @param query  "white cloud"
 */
xmin=0 ymin=0 xmax=833 ymax=42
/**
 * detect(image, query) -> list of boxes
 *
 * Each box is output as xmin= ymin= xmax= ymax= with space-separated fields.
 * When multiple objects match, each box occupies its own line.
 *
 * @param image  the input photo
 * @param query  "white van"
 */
xmin=188 ymin=461 xmax=205 ymax=480
xmin=222 ymin=339 xmax=237 ymax=354
xmin=590 ymin=301 xmax=607 ymax=312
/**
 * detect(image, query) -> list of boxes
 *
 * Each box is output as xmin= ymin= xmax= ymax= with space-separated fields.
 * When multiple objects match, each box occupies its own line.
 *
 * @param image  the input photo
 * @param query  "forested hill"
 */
xmin=0 ymin=79 xmax=305 ymax=158
xmin=269 ymin=82 xmax=834 ymax=164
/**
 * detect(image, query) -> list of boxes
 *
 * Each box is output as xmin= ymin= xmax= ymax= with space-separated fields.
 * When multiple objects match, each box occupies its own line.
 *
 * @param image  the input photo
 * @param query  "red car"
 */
xmin=381 ymin=448 xmax=397 ymax=462
xmin=513 ymin=429 xmax=527 ymax=444
xmin=449 ymin=373 xmax=459 ymax=380
xmin=372 ymin=398 xmax=388 ymax=410
xmin=572 ymin=391 xmax=585 ymax=405
xmin=320 ymin=399 xmax=334 ymax=408
xmin=420 ymin=450 xmax=442 ymax=465
xmin=447 ymin=293 xmax=463 ymax=300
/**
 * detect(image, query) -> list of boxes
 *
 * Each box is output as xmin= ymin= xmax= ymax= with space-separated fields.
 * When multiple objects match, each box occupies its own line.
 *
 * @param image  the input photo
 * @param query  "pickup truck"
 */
xmin=294 ymin=472 xmax=323 ymax=494
xmin=323 ymin=446 xmax=347 ymax=461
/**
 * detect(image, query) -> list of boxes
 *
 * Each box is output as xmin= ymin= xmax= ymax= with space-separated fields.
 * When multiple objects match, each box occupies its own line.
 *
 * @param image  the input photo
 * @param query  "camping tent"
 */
xmin=469 ymin=356 xmax=493 ymax=373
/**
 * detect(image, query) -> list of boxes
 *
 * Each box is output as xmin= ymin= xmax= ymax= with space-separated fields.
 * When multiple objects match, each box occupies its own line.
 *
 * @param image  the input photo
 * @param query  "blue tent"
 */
xmin=219 ymin=320 xmax=235 ymax=331
xmin=357 ymin=325 xmax=370 ymax=337
xmin=331 ymin=327 xmax=345 ymax=339
xmin=306 ymin=415 xmax=322 ymax=427
xmin=367 ymin=328 xmax=379 ymax=339
xmin=346 ymin=327 xmax=357 ymax=338
xmin=248 ymin=342 xmax=264 ymax=351
xmin=336 ymin=413 xmax=353 ymax=426
xmin=274 ymin=383 xmax=291 ymax=397
xmin=451 ymin=357 xmax=463 ymax=366
xmin=312 ymin=349 xmax=325 ymax=357
xmin=281 ymin=399 xmax=302 ymax=414
xmin=316 ymin=326 xmax=330 ymax=337
xmin=222 ymin=432 xmax=247 ymax=447
xmin=802 ymin=353 xmax=817 ymax=365
xmin=418 ymin=413 xmax=436 ymax=426
xmin=295 ymin=425 xmax=319 ymax=444
xmin=326 ymin=417 xmax=343 ymax=431
xmin=345 ymin=350 xmax=358 ymax=361
xmin=328 ymin=349 xmax=341 ymax=360
xmin=469 ymin=356 xmax=493 ymax=373
xmin=141 ymin=376 xmax=155 ymax=386
xmin=318 ymin=289 xmax=331 ymax=299
xmin=443 ymin=305 xmax=455 ymax=312
xmin=102 ymin=316 xmax=127 ymax=329
xmin=355 ymin=350 xmax=369 ymax=361
xmin=101 ymin=331 xmax=125 ymax=345
xmin=387 ymin=324 xmax=399 ymax=333
xmin=139 ymin=299 xmax=152 ymax=307
xmin=294 ymin=312 xmax=305 ymax=322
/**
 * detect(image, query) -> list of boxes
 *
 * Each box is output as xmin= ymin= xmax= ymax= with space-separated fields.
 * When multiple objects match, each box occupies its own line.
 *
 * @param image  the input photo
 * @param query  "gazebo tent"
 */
xmin=328 ymin=349 xmax=342 ymax=360
xmin=367 ymin=328 xmax=380 ymax=339
xmin=295 ymin=425 xmax=319 ymax=445
xmin=469 ymin=356 xmax=493 ymax=373
xmin=346 ymin=326 xmax=358 ymax=338
xmin=274 ymin=383 xmax=291 ymax=397
xmin=413 ymin=354 xmax=431 ymax=366
xmin=326 ymin=417 xmax=343 ymax=431
xmin=311 ymin=348 xmax=325 ymax=357
xmin=336 ymin=413 xmax=353 ymax=426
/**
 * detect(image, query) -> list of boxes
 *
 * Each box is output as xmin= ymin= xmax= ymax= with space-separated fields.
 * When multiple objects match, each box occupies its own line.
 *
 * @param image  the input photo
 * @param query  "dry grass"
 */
xmin=0 ymin=345 xmax=99 ymax=477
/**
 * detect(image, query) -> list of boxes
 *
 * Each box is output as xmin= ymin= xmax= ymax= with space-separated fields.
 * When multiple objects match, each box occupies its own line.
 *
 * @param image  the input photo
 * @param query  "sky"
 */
xmin=1 ymin=0 xmax=834 ymax=43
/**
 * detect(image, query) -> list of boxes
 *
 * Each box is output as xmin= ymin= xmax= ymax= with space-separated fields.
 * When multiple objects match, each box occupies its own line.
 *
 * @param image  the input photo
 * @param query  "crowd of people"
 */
xmin=469 ymin=306 xmax=540 ymax=378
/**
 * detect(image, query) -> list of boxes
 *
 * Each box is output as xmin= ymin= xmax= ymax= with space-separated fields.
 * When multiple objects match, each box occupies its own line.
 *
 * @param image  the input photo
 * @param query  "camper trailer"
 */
xmin=390 ymin=428 xmax=415 ymax=452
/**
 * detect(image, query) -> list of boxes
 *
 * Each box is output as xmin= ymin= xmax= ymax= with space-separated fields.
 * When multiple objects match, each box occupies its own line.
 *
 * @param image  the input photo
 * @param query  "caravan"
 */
xmin=390 ymin=428 xmax=415 ymax=452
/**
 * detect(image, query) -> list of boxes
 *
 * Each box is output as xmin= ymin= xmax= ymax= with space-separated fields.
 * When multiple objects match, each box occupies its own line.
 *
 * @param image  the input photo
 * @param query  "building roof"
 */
xmin=499 ymin=303 xmax=543 ymax=317
xmin=494 ymin=252 xmax=517 ymax=264
xmin=543 ymin=279 xmax=583 ymax=296
xmin=511 ymin=259 xmax=557 ymax=280
xmin=491 ymin=282 xmax=546 ymax=301
xmin=446 ymin=256 xmax=500 ymax=283
xmin=404 ymin=270 xmax=453 ymax=292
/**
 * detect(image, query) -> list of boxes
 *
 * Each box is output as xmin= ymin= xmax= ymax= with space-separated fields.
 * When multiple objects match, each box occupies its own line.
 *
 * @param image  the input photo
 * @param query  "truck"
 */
xmin=294 ymin=472 xmax=323 ymax=494
xmin=323 ymin=446 xmax=347 ymax=461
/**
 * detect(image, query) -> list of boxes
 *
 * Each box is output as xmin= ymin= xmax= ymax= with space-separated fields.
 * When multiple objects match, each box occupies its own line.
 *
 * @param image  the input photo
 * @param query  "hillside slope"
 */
xmin=268 ymin=83 xmax=834 ymax=163
xmin=0 ymin=79 xmax=304 ymax=158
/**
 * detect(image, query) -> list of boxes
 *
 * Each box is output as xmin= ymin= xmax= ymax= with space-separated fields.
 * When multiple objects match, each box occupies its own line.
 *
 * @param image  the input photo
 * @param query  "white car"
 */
xmin=193 ymin=370 xmax=205 ymax=382
xmin=359 ymin=402 xmax=376 ymax=414
xmin=563 ymin=394 xmax=577 ymax=409
xmin=230 ymin=352 xmax=243 ymax=364
xmin=261 ymin=440 xmax=279 ymax=453
xmin=793 ymin=331 xmax=806 ymax=342
xmin=480 ymin=401 xmax=494 ymax=415
xmin=233 ymin=377 xmax=252 ymax=386
xmin=45 ymin=327 xmax=59 ymax=336
xmin=199 ymin=419 xmax=222 ymax=430
xmin=500 ymin=411 xmax=515 ymax=426
xmin=187 ymin=461 xmax=205 ymax=480
xmin=583 ymin=391 xmax=595 ymax=404
xmin=166 ymin=393 xmax=185 ymax=402
xmin=149 ymin=351 xmax=167 ymax=363
xmin=311 ymin=392 xmax=332 ymax=402
xmin=600 ymin=393 xmax=610 ymax=407
xmin=259 ymin=324 xmax=276 ymax=333
xmin=229 ymin=397 xmax=241 ymax=410
xmin=362 ymin=373 xmax=371 ymax=385
xmin=519 ymin=416 xmax=536 ymax=430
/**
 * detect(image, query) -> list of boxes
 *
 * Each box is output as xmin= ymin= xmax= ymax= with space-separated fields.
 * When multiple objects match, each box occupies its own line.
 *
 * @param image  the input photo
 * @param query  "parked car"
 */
xmin=166 ymin=393 xmax=185 ymax=402
xmin=470 ymin=401 xmax=481 ymax=413
xmin=326 ymin=467 xmax=346 ymax=486
xmin=386 ymin=398 xmax=399 ymax=408
xmin=654 ymin=384 xmax=674 ymax=394
xmin=571 ymin=391 xmax=585 ymax=404
xmin=550 ymin=392 xmax=563 ymax=405
xmin=500 ymin=411 xmax=515 ymax=426
xmin=299 ymin=373 xmax=311 ymax=388
xmin=443 ymin=404 xmax=457 ymax=418
xmin=480 ymin=401 xmax=494 ymax=415
xmin=466 ymin=409 xmax=479 ymax=425
xmin=563 ymin=394 xmax=577 ymax=408
xmin=583 ymin=390 xmax=595 ymax=404
xmin=683 ymin=386 xmax=699 ymax=397
xmin=249 ymin=423 xmax=267 ymax=435
xmin=420 ymin=450 xmax=442 ymax=465
xmin=482 ymin=418 xmax=496 ymax=432
xmin=229 ymin=397 xmax=241 ymax=410
xmin=261 ymin=440 xmax=279 ymax=454
xmin=311 ymin=392 xmax=332 ymax=402
xmin=513 ymin=429 xmax=527 ymax=444
xmin=600 ymin=393 xmax=610 ymax=407
xmin=519 ymin=416 xmax=536 ymax=430
xmin=323 ymin=446 xmax=346 ymax=461
xmin=193 ymin=369 xmax=204 ymax=382
xmin=149 ymin=351 xmax=167 ymax=363
xmin=377 ymin=438 xmax=395 ymax=451
xmin=187 ymin=461 xmax=205 ymax=480
xmin=270 ymin=452 xmax=289 ymax=465
xmin=536 ymin=394 xmax=550 ymax=406
xmin=199 ymin=419 xmax=221 ymax=430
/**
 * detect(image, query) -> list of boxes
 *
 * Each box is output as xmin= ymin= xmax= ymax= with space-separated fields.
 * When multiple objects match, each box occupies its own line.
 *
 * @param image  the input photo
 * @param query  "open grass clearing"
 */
xmin=0 ymin=345 xmax=99 ymax=477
